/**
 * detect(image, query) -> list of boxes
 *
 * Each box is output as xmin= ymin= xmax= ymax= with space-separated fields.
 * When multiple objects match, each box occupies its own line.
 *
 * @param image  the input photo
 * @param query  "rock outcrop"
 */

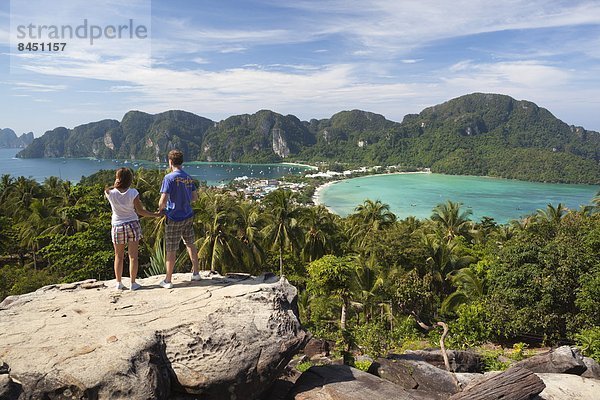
xmin=512 ymin=345 xmax=587 ymax=374
xmin=290 ymin=365 xmax=424 ymax=400
xmin=404 ymin=349 xmax=483 ymax=373
xmin=0 ymin=272 xmax=309 ymax=400
xmin=368 ymin=355 xmax=460 ymax=397
xmin=581 ymin=356 xmax=600 ymax=379
xmin=535 ymin=373 xmax=600 ymax=399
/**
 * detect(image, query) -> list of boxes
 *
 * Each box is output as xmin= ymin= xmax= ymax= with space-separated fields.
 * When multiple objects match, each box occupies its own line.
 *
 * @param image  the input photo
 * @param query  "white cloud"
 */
xmin=266 ymin=0 xmax=600 ymax=55
xmin=12 ymin=82 xmax=67 ymax=92
xmin=192 ymin=57 xmax=209 ymax=64
xmin=443 ymin=60 xmax=572 ymax=90
xmin=219 ymin=46 xmax=247 ymax=54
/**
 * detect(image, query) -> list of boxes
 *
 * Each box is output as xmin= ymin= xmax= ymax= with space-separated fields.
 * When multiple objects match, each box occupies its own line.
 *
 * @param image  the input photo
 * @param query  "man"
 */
xmin=158 ymin=149 xmax=200 ymax=288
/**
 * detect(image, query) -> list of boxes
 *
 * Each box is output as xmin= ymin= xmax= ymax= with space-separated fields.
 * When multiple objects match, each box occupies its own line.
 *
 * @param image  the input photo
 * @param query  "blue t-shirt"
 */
xmin=160 ymin=169 xmax=196 ymax=221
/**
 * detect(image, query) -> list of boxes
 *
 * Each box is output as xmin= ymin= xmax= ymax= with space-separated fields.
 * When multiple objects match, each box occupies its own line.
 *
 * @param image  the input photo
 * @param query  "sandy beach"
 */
xmin=280 ymin=162 xmax=318 ymax=170
xmin=312 ymin=180 xmax=340 ymax=211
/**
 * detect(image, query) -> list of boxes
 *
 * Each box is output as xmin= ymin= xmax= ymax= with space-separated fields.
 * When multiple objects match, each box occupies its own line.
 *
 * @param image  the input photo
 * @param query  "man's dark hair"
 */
xmin=168 ymin=150 xmax=184 ymax=166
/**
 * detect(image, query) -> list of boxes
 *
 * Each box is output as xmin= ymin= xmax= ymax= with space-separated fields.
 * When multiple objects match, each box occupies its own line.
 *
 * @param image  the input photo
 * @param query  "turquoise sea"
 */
xmin=318 ymin=173 xmax=599 ymax=224
xmin=0 ymin=148 xmax=309 ymax=185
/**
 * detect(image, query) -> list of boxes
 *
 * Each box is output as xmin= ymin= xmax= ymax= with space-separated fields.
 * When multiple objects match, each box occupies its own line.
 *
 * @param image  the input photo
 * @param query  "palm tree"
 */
xmin=133 ymin=167 xmax=163 ymax=210
xmin=493 ymin=225 xmax=516 ymax=244
xmin=299 ymin=205 xmax=338 ymax=262
xmin=233 ymin=201 xmax=266 ymax=273
xmin=510 ymin=215 xmax=535 ymax=232
xmin=347 ymin=199 xmax=396 ymax=250
xmin=262 ymin=189 xmax=303 ymax=277
xmin=0 ymin=174 xmax=15 ymax=206
xmin=197 ymin=208 xmax=241 ymax=274
xmin=421 ymin=233 xmax=476 ymax=293
xmin=431 ymin=200 xmax=473 ymax=243
xmin=441 ymin=267 xmax=484 ymax=314
xmin=352 ymin=254 xmax=385 ymax=324
xmin=535 ymin=203 xmax=569 ymax=225
xmin=8 ymin=177 xmax=39 ymax=219
xmin=16 ymin=198 xmax=54 ymax=269
xmin=42 ymin=206 xmax=89 ymax=236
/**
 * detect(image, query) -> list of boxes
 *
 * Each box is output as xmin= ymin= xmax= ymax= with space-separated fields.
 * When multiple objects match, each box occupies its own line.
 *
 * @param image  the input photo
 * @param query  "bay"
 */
xmin=317 ymin=172 xmax=599 ymax=224
xmin=0 ymin=148 xmax=309 ymax=185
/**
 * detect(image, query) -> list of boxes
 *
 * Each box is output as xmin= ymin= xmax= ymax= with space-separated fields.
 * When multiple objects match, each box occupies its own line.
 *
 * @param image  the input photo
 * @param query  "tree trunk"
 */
xmin=32 ymin=243 xmax=37 ymax=270
xmin=279 ymin=245 xmax=284 ymax=277
xmin=448 ymin=367 xmax=545 ymax=400
xmin=340 ymin=298 xmax=347 ymax=330
xmin=211 ymin=242 xmax=217 ymax=272
xmin=411 ymin=313 xmax=460 ymax=388
xmin=436 ymin=322 xmax=452 ymax=372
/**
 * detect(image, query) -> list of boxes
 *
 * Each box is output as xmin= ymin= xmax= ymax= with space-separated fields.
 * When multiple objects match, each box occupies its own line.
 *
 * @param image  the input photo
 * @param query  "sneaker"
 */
xmin=191 ymin=273 xmax=201 ymax=281
xmin=130 ymin=282 xmax=142 ymax=291
xmin=159 ymin=280 xmax=173 ymax=289
xmin=115 ymin=282 xmax=126 ymax=290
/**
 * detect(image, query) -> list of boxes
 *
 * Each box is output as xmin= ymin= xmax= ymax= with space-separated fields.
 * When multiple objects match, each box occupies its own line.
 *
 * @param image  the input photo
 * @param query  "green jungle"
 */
xmin=16 ymin=93 xmax=600 ymax=185
xmin=1 ymin=168 xmax=599 ymax=367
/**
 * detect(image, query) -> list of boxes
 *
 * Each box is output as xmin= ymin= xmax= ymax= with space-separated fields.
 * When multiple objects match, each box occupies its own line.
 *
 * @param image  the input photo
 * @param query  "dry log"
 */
xmin=448 ymin=367 xmax=545 ymax=400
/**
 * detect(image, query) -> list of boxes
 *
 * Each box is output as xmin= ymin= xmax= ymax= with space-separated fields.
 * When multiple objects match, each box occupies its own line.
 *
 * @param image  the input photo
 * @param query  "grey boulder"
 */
xmin=369 ymin=355 xmax=460 ymax=397
xmin=290 ymin=364 xmax=423 ymax=400
xmin=0 ymin=272 xmax=309 ymax=400
xmin=512 ymin=346 xmax=587 ymax=375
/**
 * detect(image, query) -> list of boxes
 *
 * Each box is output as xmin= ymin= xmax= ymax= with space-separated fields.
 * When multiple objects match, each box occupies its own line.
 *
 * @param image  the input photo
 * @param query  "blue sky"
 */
xmin=2 ymin=0 xmax=600 ymax=136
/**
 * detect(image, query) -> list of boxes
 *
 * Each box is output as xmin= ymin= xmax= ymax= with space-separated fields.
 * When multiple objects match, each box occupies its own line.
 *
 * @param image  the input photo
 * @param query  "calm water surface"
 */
xmin=0 ymin=148 xmax=308 ymax=185
xmin=318 ymin=172 xmax=599 ymax=224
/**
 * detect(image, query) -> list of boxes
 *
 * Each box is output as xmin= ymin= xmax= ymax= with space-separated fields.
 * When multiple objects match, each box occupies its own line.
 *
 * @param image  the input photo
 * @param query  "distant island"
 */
xmin=16 ymin=93 xmax=600 ymax=184
xmin=0 ymin=128 xmax=34 ymax=148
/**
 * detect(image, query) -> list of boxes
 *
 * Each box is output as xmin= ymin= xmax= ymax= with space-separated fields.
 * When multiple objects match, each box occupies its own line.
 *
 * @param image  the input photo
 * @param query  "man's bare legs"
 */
xmin=165 ymin=250 xmax=176 ymax=283
xmin=187 ymin=243 xmax=199 ymax=274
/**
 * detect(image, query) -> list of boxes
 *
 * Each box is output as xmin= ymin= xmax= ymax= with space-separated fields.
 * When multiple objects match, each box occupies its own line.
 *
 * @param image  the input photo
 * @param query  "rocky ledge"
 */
xmin=0 ymin=272 xmax=309 ymax=400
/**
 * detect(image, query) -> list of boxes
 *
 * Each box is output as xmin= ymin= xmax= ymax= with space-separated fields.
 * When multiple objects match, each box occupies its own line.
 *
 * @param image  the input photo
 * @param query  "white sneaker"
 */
xmin=115 ymin=282 xmax=126 ymax=290
xmin=191 ymin=273 xmax=201 ymax=281
xmin=159 ymin=280 xmax=173 ymax=289
xmin=130 ymin=282 xmax=142 ymax=291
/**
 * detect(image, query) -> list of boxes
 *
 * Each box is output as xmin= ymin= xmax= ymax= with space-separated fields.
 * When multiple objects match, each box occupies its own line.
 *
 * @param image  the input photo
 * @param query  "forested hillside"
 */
xmin=17 ymin=93 xmax=600 ymax=183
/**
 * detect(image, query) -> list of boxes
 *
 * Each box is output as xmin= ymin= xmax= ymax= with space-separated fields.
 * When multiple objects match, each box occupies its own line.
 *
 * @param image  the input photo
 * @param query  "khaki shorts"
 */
xmin=165 ymin=217 xmax=195 ymax=252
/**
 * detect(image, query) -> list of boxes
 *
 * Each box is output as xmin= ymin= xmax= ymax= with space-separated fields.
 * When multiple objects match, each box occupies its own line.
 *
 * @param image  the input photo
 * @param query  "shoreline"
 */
xmin=312 ymin=170 xmax=431 ymax=211
xmin=280 ymin=161 xmax=318 ymax=170
xmin=311 ymin=180 xmax=339 ymax=212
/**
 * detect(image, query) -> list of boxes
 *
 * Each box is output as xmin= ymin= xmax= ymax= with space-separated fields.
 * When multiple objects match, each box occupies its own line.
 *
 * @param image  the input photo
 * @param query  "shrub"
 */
xmin=296 ymin=361 xmax=313 ymax=373
xmin=576 ymin=327 xmax=600 ymax=363
xmin=480 ymin=350 xmax=510 ymax=372
xmin=354 ymin=360 xmax=372 ymax=372
xmin=352 ymin=321 xmax=389 ymax=358
xmin=510 ymin=342 xmax=529 ymax=361
xmin=448 ymin=302 xmax=492 ymax=349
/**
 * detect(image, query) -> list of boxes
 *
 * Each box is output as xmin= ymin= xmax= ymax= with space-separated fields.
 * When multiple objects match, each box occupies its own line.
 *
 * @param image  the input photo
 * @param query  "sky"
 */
xmin=1 ymin=0 xmax=600 ymax=136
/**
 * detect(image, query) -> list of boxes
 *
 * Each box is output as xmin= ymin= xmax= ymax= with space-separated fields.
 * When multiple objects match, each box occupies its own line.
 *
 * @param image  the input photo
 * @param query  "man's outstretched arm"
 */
xmin=158 ymin=192 xmax=169 ymax=213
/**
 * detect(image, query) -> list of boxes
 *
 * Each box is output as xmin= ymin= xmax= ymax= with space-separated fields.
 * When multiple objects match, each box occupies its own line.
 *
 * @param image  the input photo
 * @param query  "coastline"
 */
xmin=280 ymin=161 xmax=318 ymax=170
xmin=311 ymin=180 xmax=339 ymax=212
xmin=311 ymin=170 xmax=431 ymax=212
